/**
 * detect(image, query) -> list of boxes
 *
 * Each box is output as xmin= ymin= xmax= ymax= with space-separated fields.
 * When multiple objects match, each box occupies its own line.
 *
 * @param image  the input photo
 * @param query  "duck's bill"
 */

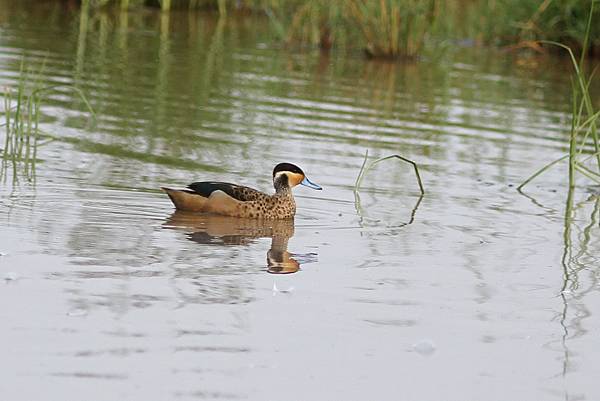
xmin=301 ymin=177 xmax=322 ymax=190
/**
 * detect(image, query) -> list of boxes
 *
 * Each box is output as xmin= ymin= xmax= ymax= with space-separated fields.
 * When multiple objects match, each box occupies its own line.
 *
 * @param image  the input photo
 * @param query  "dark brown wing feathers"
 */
xmin=187 ymin=181 xmax=265 ymax=202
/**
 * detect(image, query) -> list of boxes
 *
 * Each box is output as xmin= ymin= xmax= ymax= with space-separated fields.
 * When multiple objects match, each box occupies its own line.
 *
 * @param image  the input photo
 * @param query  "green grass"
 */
xmin=518 ymin=2 xmax=599 ymax=193
xmin=1 ymin=60 xmax=43 ymax=182
xmin=1 ymin=58 xmax=94 ymax=183
xmin=60 ymin=1 xmax=600 ymax=58
xmin=354 ymin=149 xmax=425 ymax=195
xmin=517 ymin=58 xmax=600 ymax=191
xmin=262 ymin=0 xmax=439 ymax=57
xmin=469 ymin=0 xmax=600 ymax=53
xmin=347 ymin=0 xmax=437 ymax=58
xmin=353 ymin=149 xmax=425 ymax=226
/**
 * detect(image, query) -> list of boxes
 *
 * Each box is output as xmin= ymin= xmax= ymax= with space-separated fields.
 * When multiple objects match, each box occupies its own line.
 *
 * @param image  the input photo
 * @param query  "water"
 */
xmin=1 ymin=2 xmax=600 ymax=400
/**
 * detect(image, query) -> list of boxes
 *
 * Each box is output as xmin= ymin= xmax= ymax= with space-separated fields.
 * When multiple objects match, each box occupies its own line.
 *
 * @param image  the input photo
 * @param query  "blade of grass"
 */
xmin=540 ymin=38 xmax=600 ymax=170
xmin=33 ymin=85 xmax=95 ymax=118
xmin=580 ymin=150 xmax=600 ymax=163
xmin=354 ymin=152 xmax=425 ymax=195
xmin=3 ymin=87 xmax=11 ymax=161
xmin=354 ymin=149 xmax=370 ymax=190
xmin=569 ymin=78 xmax=578 ymax=189
xmin=574 ymin=163 xmax=600 ymax=184
xmin=576 ymin=109 xmax=600 ymax=155
xmin=578 ymin=0 xmax=594 ymax=68
xmin=517 ymin=154 xmax=569 ymax=191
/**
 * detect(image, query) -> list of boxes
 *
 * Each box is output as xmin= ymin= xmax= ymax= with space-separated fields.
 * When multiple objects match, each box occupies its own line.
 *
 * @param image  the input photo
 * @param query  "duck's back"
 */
xmin=187 ymin=181 xmax=268 ymax=202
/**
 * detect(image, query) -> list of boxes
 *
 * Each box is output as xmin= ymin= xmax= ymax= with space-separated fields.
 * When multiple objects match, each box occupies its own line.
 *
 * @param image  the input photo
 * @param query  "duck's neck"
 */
xmin=273 ymin=175 xmax=293 ymax=196
xmin=274 ymin=183 xmax=293 ymax=196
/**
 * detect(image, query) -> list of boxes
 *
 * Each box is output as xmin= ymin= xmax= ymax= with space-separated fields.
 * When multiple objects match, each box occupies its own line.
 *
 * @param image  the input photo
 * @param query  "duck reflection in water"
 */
xmin=164 ymin=211 xmax=306 ymax=274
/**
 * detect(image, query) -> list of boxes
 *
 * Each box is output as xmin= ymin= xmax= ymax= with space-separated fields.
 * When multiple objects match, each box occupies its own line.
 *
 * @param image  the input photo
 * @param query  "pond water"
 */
xmin=1 ymin=2 xmax=600 ymax=400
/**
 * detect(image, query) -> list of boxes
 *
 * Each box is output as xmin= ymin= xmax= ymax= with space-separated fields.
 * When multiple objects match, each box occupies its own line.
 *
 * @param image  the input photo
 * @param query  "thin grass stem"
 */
xmin=354 ymin=149 xmax=370 ymax=190
xmin=517 ymin=155 xmax=569 ymax=191
xmin=580 ymin=150 xmax=600 ymax=164
xmin=576 ymin=110 xmax=600 ymax=156
xmin=569 ymin=79 xmax=578 ymax=189
xmin=354 ymin=152 xmax=425 ymax=195
xmin=574 ymin=164 xmax=600 ymax=184
xmin=3 ymin=88 xmax=11 ymax=161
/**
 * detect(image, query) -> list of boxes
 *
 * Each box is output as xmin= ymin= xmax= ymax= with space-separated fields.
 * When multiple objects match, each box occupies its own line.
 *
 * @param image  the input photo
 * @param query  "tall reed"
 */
xmin=346 ymin=0 xmax=437 ymax=58
xmin=264 ymin=0 xmax=439 ymax=57
xmin=518 ymin=2 xmax=599 ymax=192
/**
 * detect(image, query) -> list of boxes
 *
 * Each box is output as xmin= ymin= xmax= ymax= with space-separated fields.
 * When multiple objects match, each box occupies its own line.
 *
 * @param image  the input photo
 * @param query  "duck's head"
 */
xmin=273 ymin=163 xmax=322 ymax=192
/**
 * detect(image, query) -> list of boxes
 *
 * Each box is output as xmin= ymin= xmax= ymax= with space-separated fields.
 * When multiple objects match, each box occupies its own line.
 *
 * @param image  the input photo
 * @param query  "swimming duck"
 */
xmin=161 ymin=163 xmax=322 ymax=219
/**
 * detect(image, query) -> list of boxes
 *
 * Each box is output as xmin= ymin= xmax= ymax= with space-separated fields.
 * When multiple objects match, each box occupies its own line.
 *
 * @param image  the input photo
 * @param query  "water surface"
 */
xmin=1 ymin=2 xmax=599 ymax=400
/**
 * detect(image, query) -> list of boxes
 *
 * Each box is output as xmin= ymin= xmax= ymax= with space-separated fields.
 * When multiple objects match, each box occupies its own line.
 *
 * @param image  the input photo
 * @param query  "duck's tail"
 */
xmin=161 ymin=187 xmax=208 ymax=212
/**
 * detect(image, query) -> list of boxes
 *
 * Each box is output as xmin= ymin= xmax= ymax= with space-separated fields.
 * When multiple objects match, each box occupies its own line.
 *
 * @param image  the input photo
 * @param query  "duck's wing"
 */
xmin=187 ymin=181 xmax=268 ymax=202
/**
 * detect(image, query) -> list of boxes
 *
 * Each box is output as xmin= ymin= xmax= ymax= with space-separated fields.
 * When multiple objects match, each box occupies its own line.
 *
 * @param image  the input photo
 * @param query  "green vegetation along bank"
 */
xmin=68 ymin=0 xmax=600 ymax=59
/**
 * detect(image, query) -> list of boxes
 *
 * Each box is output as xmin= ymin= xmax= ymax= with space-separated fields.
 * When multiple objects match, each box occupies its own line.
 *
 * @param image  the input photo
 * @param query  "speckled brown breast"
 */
xmin=233 ymin=193 xmax=296 ymax=219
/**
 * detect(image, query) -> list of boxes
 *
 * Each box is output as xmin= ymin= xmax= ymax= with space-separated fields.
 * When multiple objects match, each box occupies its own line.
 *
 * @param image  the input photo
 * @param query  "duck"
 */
xmin=161 ymin=163 xmax=322 ymax=219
